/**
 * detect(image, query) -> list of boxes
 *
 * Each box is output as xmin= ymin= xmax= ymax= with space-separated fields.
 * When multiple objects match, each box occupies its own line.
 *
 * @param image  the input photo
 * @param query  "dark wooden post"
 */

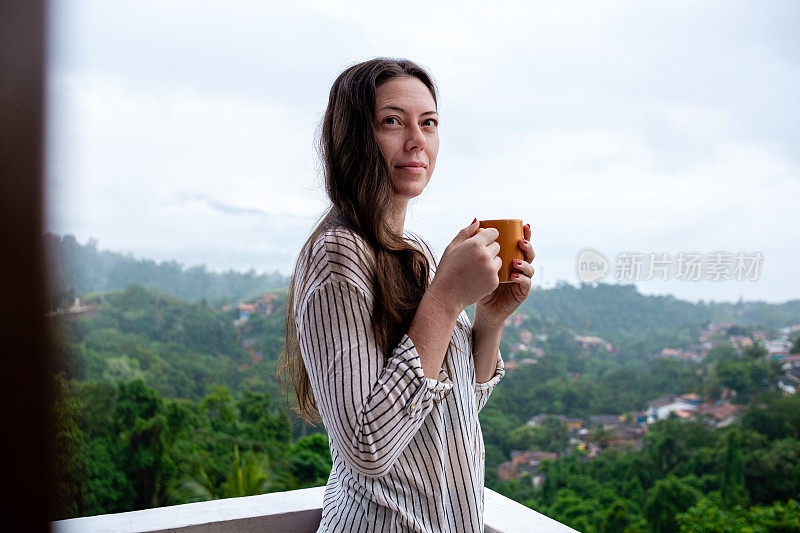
xmin=0 ymin=0 xmax=52 ymax=529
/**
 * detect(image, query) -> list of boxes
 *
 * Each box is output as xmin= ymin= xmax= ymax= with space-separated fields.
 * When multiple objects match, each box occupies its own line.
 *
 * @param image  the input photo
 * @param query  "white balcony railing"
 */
xmin=52 ymin=486 xmax=576 ymax=532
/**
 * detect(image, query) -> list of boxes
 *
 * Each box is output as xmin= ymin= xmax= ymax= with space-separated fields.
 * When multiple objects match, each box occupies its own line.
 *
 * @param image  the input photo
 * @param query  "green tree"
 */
xmin=745 ymin=438 xmax=800 ymax=505
xmin=718 ymin=430 xmax=748 ymax=507
xmin=645 ymin=475 xmax=702 ymax=533
xmin=726 ymin=325 xmax=750 ymax=336
xmin=589 ymin=425 xmax=618 ymax=452
xmin=288 ymin=433 xmax=332 ymax=488
xmin=508 ymin=417 xmax=569 ymax=453
xmin=508 ymin=424 xmax=538 ymax=451
xmin=742 ymin=392 xmax=800 ymax=441
xmin=201 ymin=384 xmax=238 ymax=434
xmin=600 ymin=499 xmax=637 ymax=533
xmin=743 ymin=339 xmax=768 ymax=360
xmin=480 ymin=404 xmax=523 ymax=456
xmin=163 ymin=399 xmax=197 ymax=446
xmin=52 ymin=375 xmax=85 ymax=519
xmin=715 ymin=360 xmax=752 ymax=398
xmin=236 ymin=390 xmax=292 ymax=458
xmin=115 ymin=380 xmax=166 ymax=509
xmin=714 ymin=359 xmax=774 ymax=402
xmin=539 ymin=416 xmax=570 ymax=453
xmin=171 ymin=445 xmax=272 ymax=502
xmin=705 ymin=342 xmax=739 ymax=363
xmin=68 ymin=381 xmax=135 ymax=515
xmin=171 ymin=463 xmax=219 ymax=502
xmin=221 ymin=445 xmax=272 ymax=498
xmin=546 ymin=489 xmax=603 ymax=532
xmin=677 ymin=497 xmax=800 ymax=532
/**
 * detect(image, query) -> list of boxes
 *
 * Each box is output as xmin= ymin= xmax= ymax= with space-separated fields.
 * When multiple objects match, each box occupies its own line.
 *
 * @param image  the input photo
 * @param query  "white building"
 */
xmin=646 ymin=394 xmax=701 ymax=424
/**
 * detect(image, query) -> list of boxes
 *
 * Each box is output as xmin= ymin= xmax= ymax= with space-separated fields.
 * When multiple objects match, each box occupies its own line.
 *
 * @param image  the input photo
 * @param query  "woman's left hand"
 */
xmin=475 ymin=223 xmax=534 ymax=328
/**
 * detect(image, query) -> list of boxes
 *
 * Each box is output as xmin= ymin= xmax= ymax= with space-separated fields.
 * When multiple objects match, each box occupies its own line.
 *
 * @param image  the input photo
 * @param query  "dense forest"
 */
xmin=488 ymin=405 xmax=800 ymax=532
xmin=49 ymin=237 xmax=800 ymax=531
xmin=51 ymin=285 xmax=328 ymax=519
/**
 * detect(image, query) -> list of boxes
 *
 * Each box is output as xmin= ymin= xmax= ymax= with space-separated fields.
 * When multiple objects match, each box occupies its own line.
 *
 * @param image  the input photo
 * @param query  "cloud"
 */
xmin=46 ymin=0 xmax=800 ymax=302
xmin=178 ymin=194 xmax=315 ymax=220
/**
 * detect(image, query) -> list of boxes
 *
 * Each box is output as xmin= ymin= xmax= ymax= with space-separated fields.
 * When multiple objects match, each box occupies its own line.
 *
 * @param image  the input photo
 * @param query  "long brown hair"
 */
xmin=277 ymin=58 xmax=441 ymax=424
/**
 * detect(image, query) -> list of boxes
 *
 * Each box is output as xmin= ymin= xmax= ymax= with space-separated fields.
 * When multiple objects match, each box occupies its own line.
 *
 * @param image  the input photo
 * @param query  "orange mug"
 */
xmin=478 ymin=219 xmax=525 ymax=283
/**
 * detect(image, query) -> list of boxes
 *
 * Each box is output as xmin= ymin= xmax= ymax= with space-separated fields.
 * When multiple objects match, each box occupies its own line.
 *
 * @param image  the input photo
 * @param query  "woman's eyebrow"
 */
xmin=378 ymin=105 xmax=438 ymax=116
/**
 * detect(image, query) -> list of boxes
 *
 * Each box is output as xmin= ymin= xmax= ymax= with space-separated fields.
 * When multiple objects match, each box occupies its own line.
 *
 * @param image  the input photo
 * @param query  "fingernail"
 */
xmin=523 ymin=239 xmax=528 ymax=244
xmin=525 ymin=223 xmax=530 ymax=228
xmin=472 ymin=218 xmax=477 ymax=224
xmin=515 ymin=259 xmax=522 ymax=265
xmin=514 ymin=273 xmax=520 ymax=279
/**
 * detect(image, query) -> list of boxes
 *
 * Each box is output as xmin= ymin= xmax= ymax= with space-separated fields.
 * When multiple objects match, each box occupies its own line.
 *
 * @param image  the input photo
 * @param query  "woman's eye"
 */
xmin=382 ymin=116 xmax=400 ymax=125
xmin=422 ymin=118 xmax=438 ymax=128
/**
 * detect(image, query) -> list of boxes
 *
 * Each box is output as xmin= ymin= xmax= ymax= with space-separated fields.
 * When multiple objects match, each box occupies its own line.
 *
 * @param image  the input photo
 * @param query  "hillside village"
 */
xmin=494 ymin=316 xmax=800 ymax=483
xmin=223 ymin=290 xmax=800 ymax=487
xmin=63 ymin=286 xmax=800 ymax=493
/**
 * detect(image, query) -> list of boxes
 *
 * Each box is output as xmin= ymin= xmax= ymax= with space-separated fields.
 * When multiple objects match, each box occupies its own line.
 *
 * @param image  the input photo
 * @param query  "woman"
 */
xmin=279 ymin=58 xmax=535 ymax=532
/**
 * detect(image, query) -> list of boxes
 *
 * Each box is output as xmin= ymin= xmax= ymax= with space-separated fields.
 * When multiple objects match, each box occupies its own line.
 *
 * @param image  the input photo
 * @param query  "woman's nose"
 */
xmin=405 ymin=124 xmax=426 ymax=152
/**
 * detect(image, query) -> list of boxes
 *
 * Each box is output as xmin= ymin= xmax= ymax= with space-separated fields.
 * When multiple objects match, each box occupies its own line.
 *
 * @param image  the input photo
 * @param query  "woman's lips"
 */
xmin=395 ymin=164 xmax=426 ymax=174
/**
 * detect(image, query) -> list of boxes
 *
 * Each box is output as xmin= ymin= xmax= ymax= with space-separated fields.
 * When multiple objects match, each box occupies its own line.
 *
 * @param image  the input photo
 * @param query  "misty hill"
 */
xmin=46 ymin=234 xmax=289 ymax=307
xmin=523 ymin=282 xmax=800 ymax=358
xmin=46 ymin=234 xmax=800 ymax=350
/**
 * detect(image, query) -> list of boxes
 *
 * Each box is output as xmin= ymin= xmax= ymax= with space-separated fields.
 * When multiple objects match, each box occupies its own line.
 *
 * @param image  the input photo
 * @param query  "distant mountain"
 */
xmin=46 ymin=233 xmax=800 ymax=344
xmin=522 ymin=282 xmax=800 ymax=359
xmin=707 ymin=298 xmax=800 ymax=329
xmin=45 ymin=234 xmax=290 ymax=307
xmin=526 ymin=282 xmax=706 ymax=339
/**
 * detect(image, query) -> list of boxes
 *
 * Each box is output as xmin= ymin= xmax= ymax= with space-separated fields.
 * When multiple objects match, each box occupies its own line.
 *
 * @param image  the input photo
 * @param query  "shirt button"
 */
xmin=481 ymin=451 xmax=485 ymax=460
xmin=409 ymin=403 xmax=417 ymax=413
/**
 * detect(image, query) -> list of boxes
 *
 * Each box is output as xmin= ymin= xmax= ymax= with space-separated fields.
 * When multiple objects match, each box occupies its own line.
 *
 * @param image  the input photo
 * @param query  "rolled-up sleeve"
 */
xmin=474 ymin=350 xmax=505 ymax=414
xmin=297 ymin=280 xmax=453 ymax=478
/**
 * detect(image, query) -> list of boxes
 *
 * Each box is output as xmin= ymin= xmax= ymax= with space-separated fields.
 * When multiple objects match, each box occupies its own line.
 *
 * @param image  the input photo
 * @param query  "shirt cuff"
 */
xmin=394 ymin=334 xmax=454 ymax=420
xmin=475 ymin=350 xmax=505 ymax=390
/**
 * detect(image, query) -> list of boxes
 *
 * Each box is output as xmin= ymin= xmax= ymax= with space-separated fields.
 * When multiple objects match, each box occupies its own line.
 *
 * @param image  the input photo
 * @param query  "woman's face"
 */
xmin=374 ymin=76 xmax=439 ymax=203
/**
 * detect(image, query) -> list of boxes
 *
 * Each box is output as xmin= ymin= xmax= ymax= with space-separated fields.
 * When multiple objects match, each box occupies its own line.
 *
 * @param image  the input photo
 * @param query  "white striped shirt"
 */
xmin=294 ymin=227 xmax=505 ymax=533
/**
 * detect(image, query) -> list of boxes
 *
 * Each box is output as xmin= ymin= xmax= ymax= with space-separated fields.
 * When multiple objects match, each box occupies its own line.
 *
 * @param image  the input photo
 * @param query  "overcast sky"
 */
xmin=47 ymin=0 xmax=800 ymax=303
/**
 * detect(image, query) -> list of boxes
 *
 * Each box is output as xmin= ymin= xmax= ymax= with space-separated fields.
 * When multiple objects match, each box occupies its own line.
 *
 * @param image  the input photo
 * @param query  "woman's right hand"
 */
xmin=427 ymin=219 xmax=502 ymax=317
